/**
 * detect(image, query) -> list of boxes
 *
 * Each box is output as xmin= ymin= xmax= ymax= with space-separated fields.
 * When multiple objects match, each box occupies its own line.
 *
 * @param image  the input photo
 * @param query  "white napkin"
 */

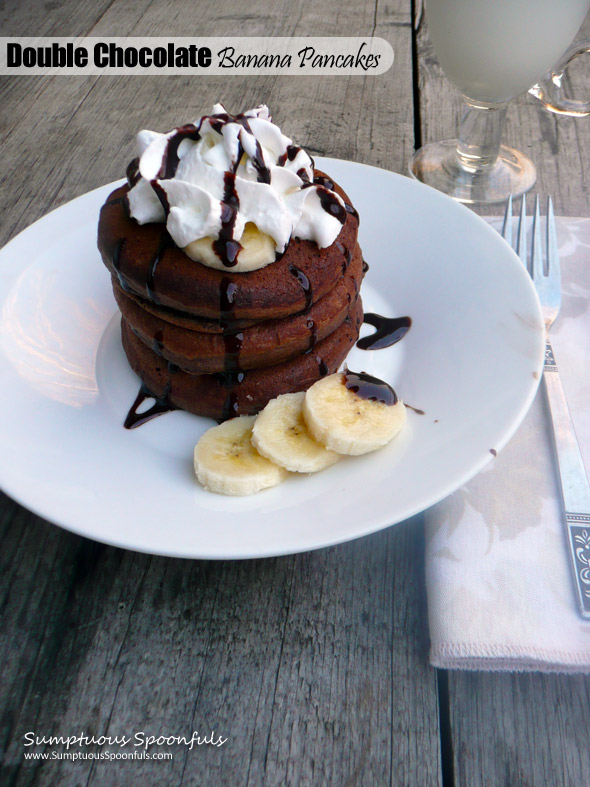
xmin=425 ymin=216 xmax=590 ymax=673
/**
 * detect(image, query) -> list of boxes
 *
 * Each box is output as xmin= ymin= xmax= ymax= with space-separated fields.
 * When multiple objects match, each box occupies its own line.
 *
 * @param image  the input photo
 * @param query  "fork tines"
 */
xmin=502 ymin=195 xmax=559 ymax=281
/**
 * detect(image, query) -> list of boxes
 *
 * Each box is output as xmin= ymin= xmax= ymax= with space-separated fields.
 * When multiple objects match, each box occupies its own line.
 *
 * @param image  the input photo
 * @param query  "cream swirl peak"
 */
xmin=126 ymin=104 xmax=347 ymax=272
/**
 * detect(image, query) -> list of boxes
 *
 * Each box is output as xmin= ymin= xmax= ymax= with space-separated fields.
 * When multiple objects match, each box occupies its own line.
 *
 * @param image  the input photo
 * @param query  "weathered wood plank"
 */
xmin=0 ymin=0 xmax=441 ymax=785
xmin=0 ymin=0 xmax=120 ymax=36
xmin=415 ymin=6 xmax=590 ymax=786
xmin=447 ymin=671 xmax=590 ymax=787
xmin=1 ymin=0 xmax=415 ymax=244
xmin=0 ymin=508 xmax=440 ymax=786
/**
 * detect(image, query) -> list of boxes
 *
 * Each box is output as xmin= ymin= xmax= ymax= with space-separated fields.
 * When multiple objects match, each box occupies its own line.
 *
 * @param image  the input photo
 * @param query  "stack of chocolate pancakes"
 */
xmin=98 ymin=172 xmax=364 ymax=422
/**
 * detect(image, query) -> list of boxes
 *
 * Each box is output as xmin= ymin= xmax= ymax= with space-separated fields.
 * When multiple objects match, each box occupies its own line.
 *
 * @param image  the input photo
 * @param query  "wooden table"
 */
xmin=1 ymin=2 xmax=590 ymax=784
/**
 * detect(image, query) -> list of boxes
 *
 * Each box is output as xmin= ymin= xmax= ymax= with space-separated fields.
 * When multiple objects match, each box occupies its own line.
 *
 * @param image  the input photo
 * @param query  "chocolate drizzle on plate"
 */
xmin=124 ymin=382 xmax=177 ymax=429
xmin=357 ymin=314 xmax=411 ymax=351
xmin=343 ymin=370 xmax=398 ymax=406
xmin=404 ymin=403 xmax=425 ymax=415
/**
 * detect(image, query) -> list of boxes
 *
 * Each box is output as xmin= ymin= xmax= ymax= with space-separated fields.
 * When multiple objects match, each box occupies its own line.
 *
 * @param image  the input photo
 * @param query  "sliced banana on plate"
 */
xmin=252 ymin=392 xmax=341 ymax=473
xmin=302 ymin=371 xmax=407 ymax=456
xmin=194 ymin=371 xmax=407 ymax=495
xmin=194 ymin=415 xmax=288 ymax=496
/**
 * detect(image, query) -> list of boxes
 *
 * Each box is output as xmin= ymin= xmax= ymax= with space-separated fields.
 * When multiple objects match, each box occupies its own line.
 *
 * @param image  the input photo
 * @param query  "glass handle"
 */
xmin=529 ymin=39 xmax=590 ymax=117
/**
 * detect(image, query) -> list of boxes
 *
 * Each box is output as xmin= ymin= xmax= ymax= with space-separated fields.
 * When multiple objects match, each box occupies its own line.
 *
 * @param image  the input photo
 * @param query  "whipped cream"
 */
xmin=126 ymin=104 xmax=348 ymax=272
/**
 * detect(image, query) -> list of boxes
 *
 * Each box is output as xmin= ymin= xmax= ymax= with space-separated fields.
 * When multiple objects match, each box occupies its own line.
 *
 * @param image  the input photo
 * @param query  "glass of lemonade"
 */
xmin=409 ymin=0 xmax=590 ymax=203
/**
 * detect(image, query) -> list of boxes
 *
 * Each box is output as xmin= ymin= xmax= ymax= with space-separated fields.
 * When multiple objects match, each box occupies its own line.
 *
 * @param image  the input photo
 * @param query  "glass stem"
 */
xmin=456 ymin=98 xmax=507 ymax=174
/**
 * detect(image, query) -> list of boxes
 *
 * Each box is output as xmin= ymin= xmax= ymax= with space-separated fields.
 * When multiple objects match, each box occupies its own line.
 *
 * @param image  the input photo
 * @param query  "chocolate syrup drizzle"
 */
xmin=219 ymin=277 xmax=244 ymax=371
xmin=316 ymin=186 xmax=347 ymax=224
xmin=213 ymin=172 xmax=242 ymax=267
xmin=357 ymin=314 xmax=411 ymax=351
xmin=111 ymin=238 xmax=130 ymax=292
xmin=145 ymin=231 xmax=173 ymax=304
xmin=124 ymin=381 xmax=177 ymax=429
xmin=313 ymin=175 xmax=335 ymax=191
xmin=278 ymin=145 xmax=304 ymax=166
xmin=158 ymin=124 xmax=200 ymax=179
xmin=250 ymin=135 xmax=271 ymax=184
xmin=305 ymin=317 xmax=317 ymax=354
xmin=345 ymin=203 xmax=359 ymax=222
xmin=219 ymin=279 xmax=238 ymax=324
xmin=150 ymin=180 xmax=171 ymax=215
xmin=213 ymin=371 xmax=246 ymax=422
xmin=337 ymin=242 xmax=352 ymax=266
xmin=343 ymin=370 xmax=398 ymax=406
xmin=126 ymin=157 xmax=141 ymax=187
xmin=289 ymin=265 xmax=313 ymax=312
xmin=335 ymin=242 xmax=352 ymax=276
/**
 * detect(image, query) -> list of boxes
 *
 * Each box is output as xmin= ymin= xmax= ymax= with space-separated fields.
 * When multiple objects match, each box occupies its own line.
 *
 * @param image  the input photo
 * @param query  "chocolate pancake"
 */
xmin=121 ymin=298 xmax=363 ymax=420
xmin=114 ymin=286 xmax=262 ymax=334
xmin=111 ymin=239 xmax=359 ymax=335
xmin=97 ymin=172 xmax=360 ymax=322
xmin=113 ymin=241 xmax=363 ymax=373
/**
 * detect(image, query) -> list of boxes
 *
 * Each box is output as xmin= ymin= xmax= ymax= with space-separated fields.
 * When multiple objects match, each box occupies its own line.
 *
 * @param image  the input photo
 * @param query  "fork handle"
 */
xmin=543 ymin=338 xmax=590 ymax=618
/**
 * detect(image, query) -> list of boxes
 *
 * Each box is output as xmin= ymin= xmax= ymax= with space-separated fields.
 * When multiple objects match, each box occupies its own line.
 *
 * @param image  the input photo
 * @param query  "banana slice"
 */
xmin=194 ymin=415 xmax=288 ymax=496
xmin=252 ymin=392 xmax=341 ymax=473
xmin=302 ymin=372 xmax=407 ymax=456
xmin=184 ymin=222 xmax=277 ymax=272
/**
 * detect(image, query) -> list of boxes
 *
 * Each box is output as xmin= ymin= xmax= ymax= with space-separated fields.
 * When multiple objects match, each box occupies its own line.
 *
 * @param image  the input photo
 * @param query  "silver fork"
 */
xmin=503 ymin=195 xmax=590 ymax=619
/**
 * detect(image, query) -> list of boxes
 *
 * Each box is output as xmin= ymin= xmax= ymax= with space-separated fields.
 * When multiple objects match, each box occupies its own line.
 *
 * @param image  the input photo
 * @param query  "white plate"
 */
xmin=0 ymin=159 xmax=544 ymax=559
